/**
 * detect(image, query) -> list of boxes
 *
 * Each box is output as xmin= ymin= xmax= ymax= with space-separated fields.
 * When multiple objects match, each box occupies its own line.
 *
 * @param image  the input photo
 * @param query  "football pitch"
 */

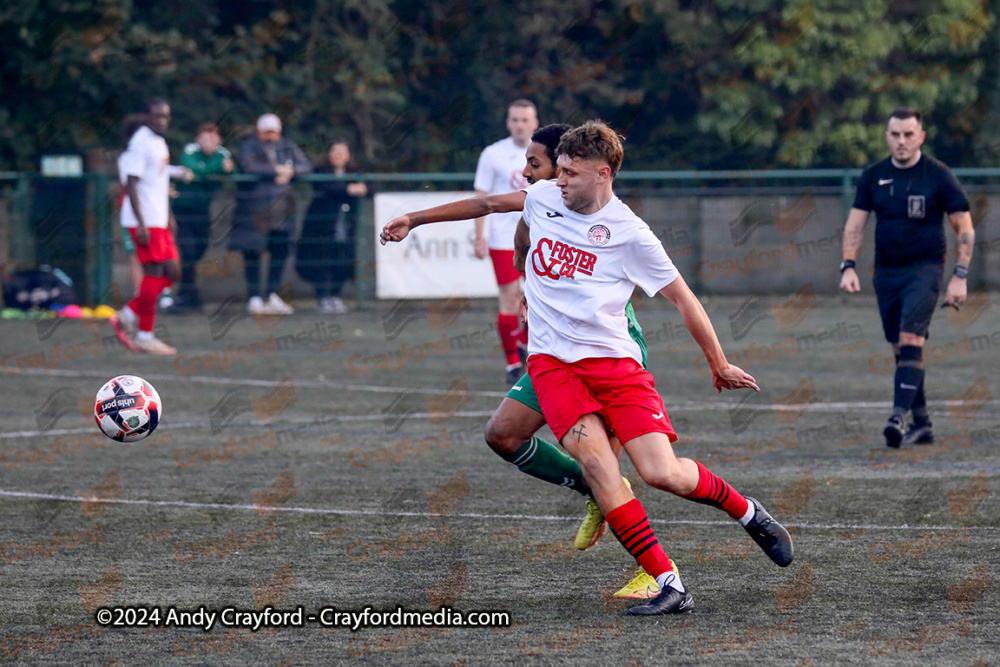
xmin=1 ymin=294 xmax=996 ymax=666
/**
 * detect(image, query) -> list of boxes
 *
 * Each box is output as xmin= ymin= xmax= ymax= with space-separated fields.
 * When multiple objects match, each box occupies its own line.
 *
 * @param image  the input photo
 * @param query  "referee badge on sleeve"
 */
xmin=908 ymin=195 xmax=926 ymax=219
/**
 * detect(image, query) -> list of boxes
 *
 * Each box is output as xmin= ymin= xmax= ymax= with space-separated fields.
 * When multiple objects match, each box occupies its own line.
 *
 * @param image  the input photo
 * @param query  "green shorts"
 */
xmin=506 ymin=371 xmax=542 ymax=413
xmin=121 ymin=226 xmax=136 ymax=254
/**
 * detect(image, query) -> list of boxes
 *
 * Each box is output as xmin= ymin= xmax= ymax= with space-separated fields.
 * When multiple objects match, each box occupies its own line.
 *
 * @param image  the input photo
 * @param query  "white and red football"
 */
xmin=94 ymin=375 xmax=162 ymax=442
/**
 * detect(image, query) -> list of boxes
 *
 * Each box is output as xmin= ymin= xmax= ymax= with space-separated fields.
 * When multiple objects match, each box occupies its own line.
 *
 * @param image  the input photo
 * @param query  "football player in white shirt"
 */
xmin=385 ymin=122 xmax=793 ymax=615
xmin=111 ymin=99 xmax=190 ymax=355
xmin=473 ymin=100 xmax=539 ymax=383
xmin=382 ymin=123 xmax=667 ymax=600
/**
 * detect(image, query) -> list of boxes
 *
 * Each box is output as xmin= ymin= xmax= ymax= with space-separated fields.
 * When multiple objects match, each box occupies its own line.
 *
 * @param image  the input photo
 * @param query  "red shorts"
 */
xmin=489 ymin=249 xmax=521 ymax=286
xmin=128 ymin=227 xmax=179 ymax=264
xmin=527 ymin=354 xmax=677 ymax=445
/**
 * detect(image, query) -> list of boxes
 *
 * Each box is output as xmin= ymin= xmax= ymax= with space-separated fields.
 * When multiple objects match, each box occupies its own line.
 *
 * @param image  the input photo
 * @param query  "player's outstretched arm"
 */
xmin=659 ymin=275 xmax=760 ymax=393
xmin=379 ymin=191 xmax=527 ymax=245
xmin=839 ymin=208 xmax=869 ymax=293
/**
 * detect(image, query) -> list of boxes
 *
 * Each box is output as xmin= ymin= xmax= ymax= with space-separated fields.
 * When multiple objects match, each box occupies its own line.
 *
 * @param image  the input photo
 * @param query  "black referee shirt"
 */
xmin=853 ymin=154 xmax=969 ymax=267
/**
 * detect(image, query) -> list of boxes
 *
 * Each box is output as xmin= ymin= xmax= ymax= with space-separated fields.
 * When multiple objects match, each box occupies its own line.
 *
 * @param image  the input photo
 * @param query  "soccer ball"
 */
xmin=94 ymin=375 xmax=162 ymax=442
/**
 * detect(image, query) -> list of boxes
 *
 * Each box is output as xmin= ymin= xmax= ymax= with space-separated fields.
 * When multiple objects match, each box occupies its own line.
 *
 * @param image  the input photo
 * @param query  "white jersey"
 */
xmin=522 ymin=179 xmax=679 ymax=363
xmin=473 ymin=136 xmax=530 ymax=250
xmin=118 ymin=126 xmax=170 ymax=229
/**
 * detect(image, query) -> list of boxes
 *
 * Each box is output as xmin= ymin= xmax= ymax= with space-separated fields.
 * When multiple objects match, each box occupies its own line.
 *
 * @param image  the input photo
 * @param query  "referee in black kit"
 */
xmin=839 ymin=107 xmax=976 ymax=448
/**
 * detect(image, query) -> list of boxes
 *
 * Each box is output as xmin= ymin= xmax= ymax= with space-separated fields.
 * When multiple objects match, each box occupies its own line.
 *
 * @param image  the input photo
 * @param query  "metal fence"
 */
xmin=2 ymin=169 xmax=998 ymax=307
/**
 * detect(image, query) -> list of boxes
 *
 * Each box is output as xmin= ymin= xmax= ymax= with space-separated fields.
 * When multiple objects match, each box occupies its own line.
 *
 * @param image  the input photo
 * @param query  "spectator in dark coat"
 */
xmin=297 ymin=139 xmax=370 ymax=313
xmin=230 ymin=113 xmax=311 ymax=314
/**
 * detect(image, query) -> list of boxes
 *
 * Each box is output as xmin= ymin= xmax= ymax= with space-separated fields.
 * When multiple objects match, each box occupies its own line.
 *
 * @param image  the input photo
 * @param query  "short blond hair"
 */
xmin=556 ymin=121 xmax=624 ymax=177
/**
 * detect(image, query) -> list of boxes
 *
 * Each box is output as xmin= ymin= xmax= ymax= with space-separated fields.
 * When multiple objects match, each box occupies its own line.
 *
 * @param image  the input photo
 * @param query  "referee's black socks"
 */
xmin=893 ymin=345 xmax=925 ymax=418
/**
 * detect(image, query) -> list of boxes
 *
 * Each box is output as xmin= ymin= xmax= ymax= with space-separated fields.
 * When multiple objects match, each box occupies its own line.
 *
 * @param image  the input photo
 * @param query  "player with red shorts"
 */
xmin=513 ymin=121 xmax=793 ymax=615
xmin=473 ymin=99 xmax=539 ymax=383
xmin=384 ymin=121 xmax=794 ymax=615
xmin=110 ymin=99 xmax=186 ymax=355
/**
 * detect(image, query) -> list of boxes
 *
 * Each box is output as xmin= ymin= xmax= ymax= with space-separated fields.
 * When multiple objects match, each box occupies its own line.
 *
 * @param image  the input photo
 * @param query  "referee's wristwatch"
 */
xmin=839 ymin=259 xmax=856 ymax=273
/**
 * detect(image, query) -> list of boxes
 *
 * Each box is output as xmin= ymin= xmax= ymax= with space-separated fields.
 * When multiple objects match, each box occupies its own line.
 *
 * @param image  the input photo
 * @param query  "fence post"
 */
xmin=8 ymin=174 xmax=35 ymax=268
xmin=89 ymin=173 xmax=114 ymax=304
xmin=840 ymin=170 xmax=854 ymax=222
xmin=355 ymin=196 xmax=375 ymax=310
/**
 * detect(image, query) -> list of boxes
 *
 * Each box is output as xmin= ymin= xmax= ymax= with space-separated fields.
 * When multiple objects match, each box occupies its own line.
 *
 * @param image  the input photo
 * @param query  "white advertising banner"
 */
xmin=374 ymin=192 xmax=501 ymax=299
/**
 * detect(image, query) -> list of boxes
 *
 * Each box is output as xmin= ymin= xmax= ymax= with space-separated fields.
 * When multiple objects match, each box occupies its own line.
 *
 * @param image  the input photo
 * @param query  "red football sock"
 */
xmin=517 ymin=321 xmax=528 ymax=348
xmin=684 ymin=461 xmax=750 ymax=520
xmin=497 ymin=313 xmax=521 ymax=366
xmin=605 ymin=499 xmax=674 ymax=579
xmin=128 ymin=275 xmax=171 ymax=333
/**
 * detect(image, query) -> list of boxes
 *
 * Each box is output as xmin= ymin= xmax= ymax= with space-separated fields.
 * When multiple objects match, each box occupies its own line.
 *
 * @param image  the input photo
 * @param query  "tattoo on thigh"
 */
xmin=572 ymin=424 xmax=587 ymax=442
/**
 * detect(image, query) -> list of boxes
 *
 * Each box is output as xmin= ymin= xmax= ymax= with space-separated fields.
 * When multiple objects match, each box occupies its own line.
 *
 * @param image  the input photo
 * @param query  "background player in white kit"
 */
xmin=473 ymin=99 xmax=539 ymax=383
xmin=110 ymin=99 xmax=190 ymax=355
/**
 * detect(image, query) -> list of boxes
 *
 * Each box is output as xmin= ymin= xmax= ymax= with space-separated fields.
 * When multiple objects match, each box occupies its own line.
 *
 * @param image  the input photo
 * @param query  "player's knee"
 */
xmin=637 ymin=462 xmax=684 ymax=494
xmin=483 ymin=417 xmax=523 ymax=457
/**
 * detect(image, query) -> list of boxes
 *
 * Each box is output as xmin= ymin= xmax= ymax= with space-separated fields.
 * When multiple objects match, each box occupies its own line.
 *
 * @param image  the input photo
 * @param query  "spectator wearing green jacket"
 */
xmin=167 ymin=123 xmax=234 ymax=313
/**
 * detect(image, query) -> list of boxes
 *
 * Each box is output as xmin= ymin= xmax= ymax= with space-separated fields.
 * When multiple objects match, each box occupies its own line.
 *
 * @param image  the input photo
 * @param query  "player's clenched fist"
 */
xmin=711 ymin=364 xmax=759 ymax=393
xmin=380 ymin=215 xmax=412 ymax=245
xmin=839 ymin=268 xmax=860 ymax=293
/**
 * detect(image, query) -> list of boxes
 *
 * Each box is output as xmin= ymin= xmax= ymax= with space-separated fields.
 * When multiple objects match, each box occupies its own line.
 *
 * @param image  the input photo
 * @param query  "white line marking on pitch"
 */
xmin=12 ymin=368 xmax=993 ymax=414
xmin=0 ymin=489 xmax=992 ymax=532
xmin=0 ymin=413 xmax=498 ymax=440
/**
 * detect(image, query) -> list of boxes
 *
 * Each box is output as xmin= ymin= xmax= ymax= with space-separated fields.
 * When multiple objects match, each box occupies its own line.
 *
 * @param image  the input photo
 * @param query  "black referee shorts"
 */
xmin=873 ymin=262 xmax=944 ymax=343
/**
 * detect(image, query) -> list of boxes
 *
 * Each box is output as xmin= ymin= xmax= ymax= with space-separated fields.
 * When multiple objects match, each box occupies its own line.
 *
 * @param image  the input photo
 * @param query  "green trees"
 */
xmin=1 ymin=0 xmax=995 ymax=171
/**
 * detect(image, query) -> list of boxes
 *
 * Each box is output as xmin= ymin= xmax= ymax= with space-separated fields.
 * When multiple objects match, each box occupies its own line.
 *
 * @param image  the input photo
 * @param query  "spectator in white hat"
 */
xmin=230 ymin=112 xmax=312 ymax=314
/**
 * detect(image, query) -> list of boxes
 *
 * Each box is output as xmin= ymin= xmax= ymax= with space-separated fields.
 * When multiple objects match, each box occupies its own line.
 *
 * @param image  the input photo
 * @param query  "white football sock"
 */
xmin=136 ymin=330 xmax=153 ymax=342
xmin=656 ymin=569 xmax=685 ymax=593
xmin=738 ymin=501 xmax=756 ymax=526
xmin=119 ymin=305 xmax=137 ymax=323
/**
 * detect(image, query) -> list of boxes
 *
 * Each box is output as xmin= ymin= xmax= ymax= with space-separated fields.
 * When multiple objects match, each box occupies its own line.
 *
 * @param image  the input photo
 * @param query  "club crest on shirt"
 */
xmin=588 ymin=224 xmax=611 ymax=246
xmin=907 ymin=195 xmax=926 ymax=219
